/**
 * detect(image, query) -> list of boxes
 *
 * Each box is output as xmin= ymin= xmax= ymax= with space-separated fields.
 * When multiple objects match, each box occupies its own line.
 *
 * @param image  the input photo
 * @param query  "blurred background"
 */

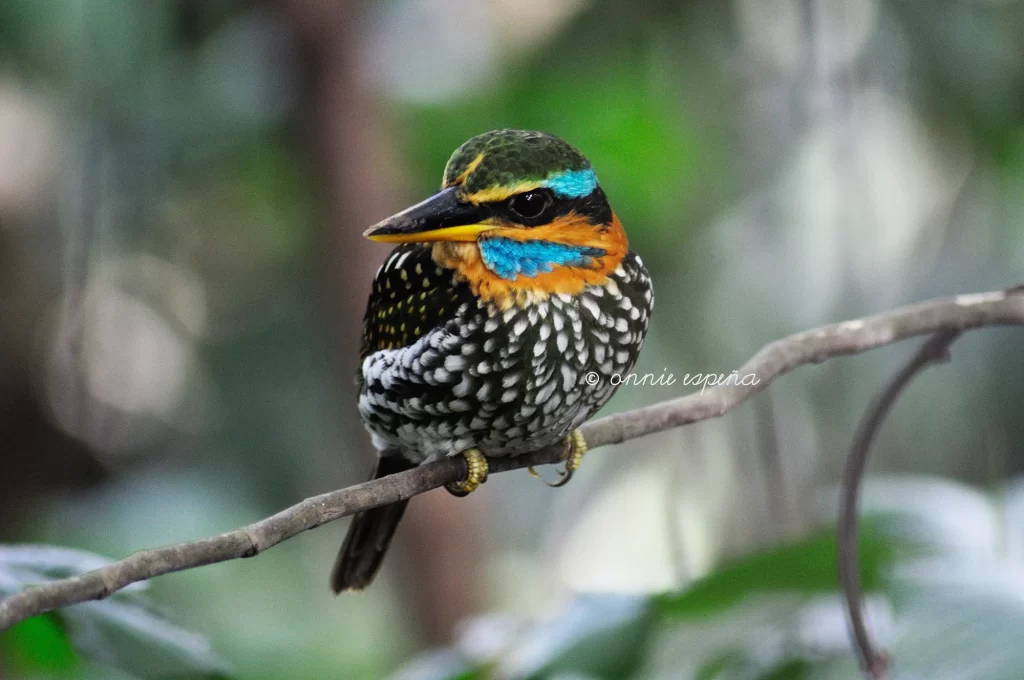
xmin=1 ymin=0 xmax=1024 ymax=678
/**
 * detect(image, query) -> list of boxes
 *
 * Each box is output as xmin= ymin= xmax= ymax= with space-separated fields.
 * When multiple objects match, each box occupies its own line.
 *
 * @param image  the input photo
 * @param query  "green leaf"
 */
xmin=0 ymin=613 xmax=78 ymax=673
xmin=653 ymin=530 xmax=894 ymax=620
xmin=0 ymin=544 xmax=232 ymax=679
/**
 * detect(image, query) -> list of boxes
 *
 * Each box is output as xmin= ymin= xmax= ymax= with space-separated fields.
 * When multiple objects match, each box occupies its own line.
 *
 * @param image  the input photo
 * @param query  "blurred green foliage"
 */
xmin=11 ymin=476 xmax=1024 ymax=679
xmin=3 ymin=615 xmax=78 ymax=674
xmin=653 ymin=529 xmax=893 ymax=620
xmin=390 ymin=476 xmax=1024 ymax=680
xmin=0 ymin=547 xmax=230 ymax=679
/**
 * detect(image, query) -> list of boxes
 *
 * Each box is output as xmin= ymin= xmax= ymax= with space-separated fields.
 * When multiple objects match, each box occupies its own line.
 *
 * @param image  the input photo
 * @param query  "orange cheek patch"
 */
xmin=431 ymin=213 xmax=628 ymax=309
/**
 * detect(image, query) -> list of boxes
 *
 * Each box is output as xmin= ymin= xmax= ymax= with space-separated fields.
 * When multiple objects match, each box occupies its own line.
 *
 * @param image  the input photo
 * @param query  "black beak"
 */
xmin=363 ymin=187 xmax=493 ymax=243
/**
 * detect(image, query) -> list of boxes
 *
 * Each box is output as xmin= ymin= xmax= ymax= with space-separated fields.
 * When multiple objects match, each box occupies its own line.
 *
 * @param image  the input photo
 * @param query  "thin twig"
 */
xmin=0 ymin=289 xmax=1022 ymax=631
xmin=837 ymin=329 xmax=962 ymax=680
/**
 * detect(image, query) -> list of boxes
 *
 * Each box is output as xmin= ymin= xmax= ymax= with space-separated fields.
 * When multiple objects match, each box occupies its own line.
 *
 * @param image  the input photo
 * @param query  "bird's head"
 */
xmin=364 ymin=130 xmax=628 ymax=308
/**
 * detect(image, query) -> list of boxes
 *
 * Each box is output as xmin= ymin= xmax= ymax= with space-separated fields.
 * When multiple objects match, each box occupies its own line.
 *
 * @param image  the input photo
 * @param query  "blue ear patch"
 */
xmin=544 ymin=168 xmax=598 ymax=198
xmin=479 ymin=238 xmax=606 ymax=281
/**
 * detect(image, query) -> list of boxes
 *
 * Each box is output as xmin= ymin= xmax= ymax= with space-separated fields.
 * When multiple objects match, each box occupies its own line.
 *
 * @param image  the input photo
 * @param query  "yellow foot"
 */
xmin=529 ymin=429 xmax=588 ymax=488
xmin=445 ymin=448 xmax=489 ymax=497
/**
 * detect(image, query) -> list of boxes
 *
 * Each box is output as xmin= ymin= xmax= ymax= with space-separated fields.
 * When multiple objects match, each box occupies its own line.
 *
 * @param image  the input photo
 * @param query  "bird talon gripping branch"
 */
xmin=445 ymin=449 xmax=489 ymax=496
xmin=331 ymin=130 xmax=653 ymax=592
xmin=529 ymin=429 xmax=588 ymax=488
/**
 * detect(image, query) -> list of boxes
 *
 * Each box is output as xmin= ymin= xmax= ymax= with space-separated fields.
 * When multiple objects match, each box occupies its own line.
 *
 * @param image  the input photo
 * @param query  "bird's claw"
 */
xmin=446 ymin=448 xmax=489 ymax=497
xmin=529 ymin=429 xmax=588 ymax=488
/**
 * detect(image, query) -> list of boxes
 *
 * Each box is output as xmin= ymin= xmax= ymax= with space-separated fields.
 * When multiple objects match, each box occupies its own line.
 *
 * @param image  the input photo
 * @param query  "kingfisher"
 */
xmin=331 ymin=130 xmax=653 ymax=592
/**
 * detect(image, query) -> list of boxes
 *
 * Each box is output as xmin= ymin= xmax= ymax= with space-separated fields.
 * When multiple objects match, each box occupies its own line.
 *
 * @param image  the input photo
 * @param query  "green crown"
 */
xmin=443 ymin=130 xmax=591 ymax=194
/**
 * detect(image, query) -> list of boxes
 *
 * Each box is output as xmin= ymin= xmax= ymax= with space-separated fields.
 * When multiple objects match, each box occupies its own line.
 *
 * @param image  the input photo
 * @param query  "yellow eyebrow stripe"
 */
xmin=462 ymin=180 xmax=542 ymax=204
xmin=445 ymin=152 xmax=486 ymax=188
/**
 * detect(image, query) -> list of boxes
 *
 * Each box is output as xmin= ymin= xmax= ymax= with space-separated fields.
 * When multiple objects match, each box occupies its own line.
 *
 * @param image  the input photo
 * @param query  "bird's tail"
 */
xmin=330 ymin=453 xmax=415 ymax=593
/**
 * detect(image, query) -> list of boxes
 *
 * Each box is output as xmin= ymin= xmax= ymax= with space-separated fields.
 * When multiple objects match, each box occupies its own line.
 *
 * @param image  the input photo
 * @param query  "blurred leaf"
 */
xmin=654 ymin=530 xmax=893 ymax=621
xmin=846 ymin=476 xmax=1002 ymax=558
xmin=498 ymin=595 xmax=655 ymax=680
xmin=757 ymin=658 xmax=812 ymax=680
xmin=60 ymin=599 xmax=231 ymax=679
xmin=390 ymin=596 xmax=655 ymax=680
xmin=639 ymin=592 xmax=877 ymax=680
xmin=0 ymin=545 xmax=130 ymax=586
xmin=383 ymin=648 xmax=477 ymax=680
xmin=883 ymin=557 xmax=1024 ymax=680
xmin=0 ymin=544 xmax=232 ymax=679
xmin=1 ymin=613 xmax=78 ymax=673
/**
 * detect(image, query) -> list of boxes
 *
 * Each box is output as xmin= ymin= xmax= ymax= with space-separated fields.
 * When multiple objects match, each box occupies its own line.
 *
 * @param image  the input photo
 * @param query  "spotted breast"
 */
xmin=359 ymin=243 xmax=652 ymax=463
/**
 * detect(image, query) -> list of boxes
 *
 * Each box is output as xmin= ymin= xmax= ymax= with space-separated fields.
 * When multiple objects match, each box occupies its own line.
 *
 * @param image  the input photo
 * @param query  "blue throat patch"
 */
xmin=544 ymin=168 xmax=598 ymax=198
xmin=479 ymin=238 xmax=606 ymax=281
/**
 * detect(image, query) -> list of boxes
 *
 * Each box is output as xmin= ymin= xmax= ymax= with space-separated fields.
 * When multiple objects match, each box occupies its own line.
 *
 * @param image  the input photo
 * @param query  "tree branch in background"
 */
xmin=0 ymin=288 xmax=1022 ymax=632
xmin=837 ymin=329 xmax=962 ymax=680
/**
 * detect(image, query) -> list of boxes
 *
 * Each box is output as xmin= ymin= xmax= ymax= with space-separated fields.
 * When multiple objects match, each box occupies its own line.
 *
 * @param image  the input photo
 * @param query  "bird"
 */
xmin=331 ymin=129 xmax=653 ymax=592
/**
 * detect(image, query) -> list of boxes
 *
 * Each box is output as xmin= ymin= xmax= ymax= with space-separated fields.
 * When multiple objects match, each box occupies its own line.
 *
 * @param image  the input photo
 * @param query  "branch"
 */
xmin=1 ymin=288 xmax=1022 ymax=631
xmin=837 ymin=329 xmax=961 ymax=680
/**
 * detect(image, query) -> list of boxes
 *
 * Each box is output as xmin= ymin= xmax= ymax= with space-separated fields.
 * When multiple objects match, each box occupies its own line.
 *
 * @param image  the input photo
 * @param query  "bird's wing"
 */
xmin=361 ymin=244 xmax=474 ymax=361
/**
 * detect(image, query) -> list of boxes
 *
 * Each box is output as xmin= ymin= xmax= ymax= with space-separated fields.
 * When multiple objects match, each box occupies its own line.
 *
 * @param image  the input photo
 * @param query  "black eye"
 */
xmin=509 ymin=190 xmax=552 ymax=220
